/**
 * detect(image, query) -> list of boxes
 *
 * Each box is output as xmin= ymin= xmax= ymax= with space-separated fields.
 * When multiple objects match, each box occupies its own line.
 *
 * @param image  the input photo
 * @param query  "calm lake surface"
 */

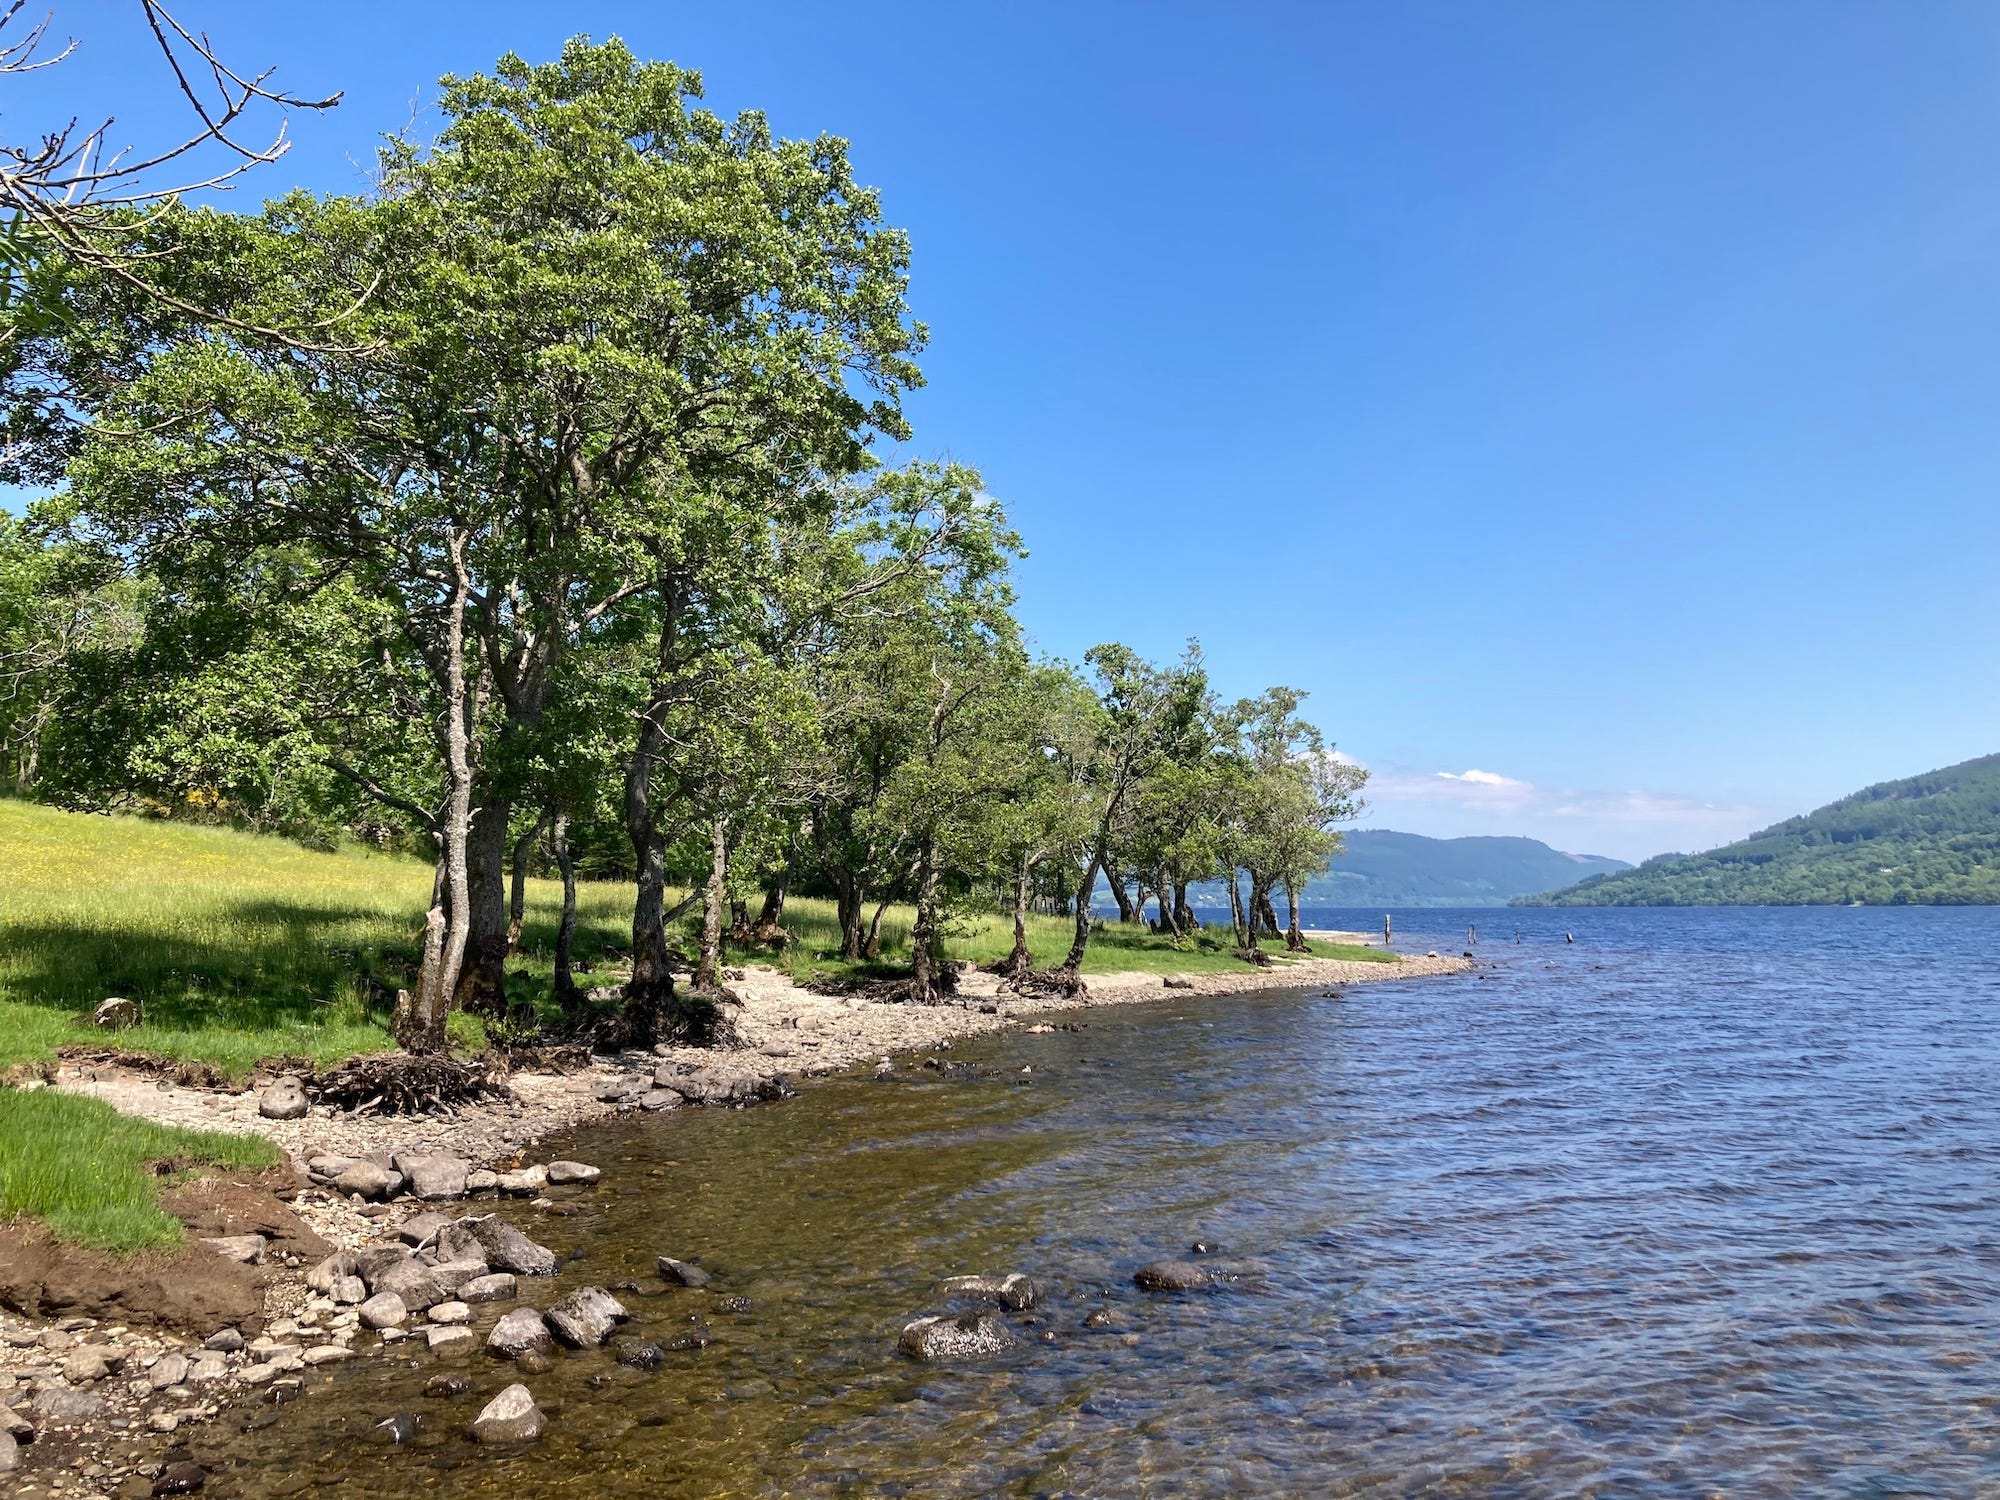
xmin=204 ymin=907 xmax=2000 ymax=1497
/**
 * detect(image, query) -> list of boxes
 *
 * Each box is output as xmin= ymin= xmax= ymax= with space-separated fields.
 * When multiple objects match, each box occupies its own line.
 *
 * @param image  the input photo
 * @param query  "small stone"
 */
xmin=0 ymin=1431 xmax=16 ymax=1473
xmin=202 ymin=1328 xmax=244 ymax=1354
xmin=147 ymin=1412 xmax=182 ymax=1434
xmin=257 ymin=1076 xmax=309 ymax=1121
xmin=184 ymin=1352 xmax=228 ymax=1384
xmin=656 ymin=1257 xmax=711 ymax=1288
xmin=199 ymin=1235 xmax=266 ymax=1266
xmin=38 ymin=1328 xmax=75 ymax=1351
xmin=32 ymin=1386 xmax=103 ymax=1421
xmin=470 ymin=1383 xmax=545 ymax=1444
xmin=449 ymin=1215 xmax=557 ymax=1276
xmin=423 ymin=1373 xmax=470 ymax=1398
xmin=429 ymin=1302 xmax=470 ymax=1326
xmin=93 ymin=998 xmax=140 ymax=1031
xmin=63 ymin=1347 xmax=113 ymax=1384
xmin=465 ymin=1170 xmax=499 ymax=1193
xmin=616 ymin=1341 xmax=665 ymax=1372
xmin=358 ymin=1293 xmax=408 ymax=1330
xmin=148 ymin=1354 xmax=189 ymax=1391
xmin=544 ymin=1161 xmax=600 ymax=1186
xmin=301 ymin=1346 xmax=353 ymax=1366
xmin=332 ymin=1277 xmax=368 ymax=1306
xmin=151 ymin=1459 xmax=206 ymax=1494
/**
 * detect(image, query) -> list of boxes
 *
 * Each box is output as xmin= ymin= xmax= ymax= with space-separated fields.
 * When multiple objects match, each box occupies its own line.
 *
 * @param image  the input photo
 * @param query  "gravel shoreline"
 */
xmin=1 ymin=949 xmax=1472 ymax=1493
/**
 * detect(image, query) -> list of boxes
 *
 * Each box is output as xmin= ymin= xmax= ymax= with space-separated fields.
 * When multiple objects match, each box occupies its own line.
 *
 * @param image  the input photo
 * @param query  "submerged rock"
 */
xmin=545 ymin=1287 xmax=627 ymax=1348
xmin=935 ymin=1272 xmax=1041 ymax=1311
xmin=656 ymin=1256 xmax=711 ymax=1288
xmin=471 ymin=1383 xmax=545 ymax=1444
xmin=1133 ymin=1260 xmax=1214 ymax=1292
xmin=897 ymin=1312 xmax=1015 ymax=1363
xmin=459 ymin=1272 xmax=518 ymax=1304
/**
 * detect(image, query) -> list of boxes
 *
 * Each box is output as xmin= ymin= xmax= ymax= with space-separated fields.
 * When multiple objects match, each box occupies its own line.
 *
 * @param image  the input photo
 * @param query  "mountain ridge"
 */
xmin=1518 ymin=752 xmax=2000 ymax=906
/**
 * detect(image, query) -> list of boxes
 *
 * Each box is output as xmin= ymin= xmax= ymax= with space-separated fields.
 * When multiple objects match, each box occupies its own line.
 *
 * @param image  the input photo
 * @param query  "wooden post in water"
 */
xmin=1383 ymin=914 xmax=1392 ymax=946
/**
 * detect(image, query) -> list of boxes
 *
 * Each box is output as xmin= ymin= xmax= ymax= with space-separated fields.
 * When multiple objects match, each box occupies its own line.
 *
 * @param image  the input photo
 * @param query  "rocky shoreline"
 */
xmin=0 ymin=949 xmax=1471 ymax=1493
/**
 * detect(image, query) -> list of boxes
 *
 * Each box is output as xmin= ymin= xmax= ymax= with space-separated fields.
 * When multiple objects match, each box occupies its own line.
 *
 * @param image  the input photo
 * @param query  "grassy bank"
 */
xmin=0 ymin=1088 xmax=278 ymax=1251
xmin=2 ymin=799 xmax=1388 ymax=1075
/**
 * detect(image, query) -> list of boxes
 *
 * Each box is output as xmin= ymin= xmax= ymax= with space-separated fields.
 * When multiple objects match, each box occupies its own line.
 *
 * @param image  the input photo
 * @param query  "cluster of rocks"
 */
xmin=895 ymin=1253 xmax=1230 ymax=1364
xmin=592 ymin=1060 xmax=793 ymax=1113
xmin=297 ymin=1151 xmax=600 ymax=1212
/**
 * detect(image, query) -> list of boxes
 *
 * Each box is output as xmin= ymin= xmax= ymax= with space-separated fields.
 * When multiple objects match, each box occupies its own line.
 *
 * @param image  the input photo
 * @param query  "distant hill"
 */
xmin=1519 ymin=752 xmax=2000 ymax=906
xmin=1286 ymin=830 xmax=1630 ymax=908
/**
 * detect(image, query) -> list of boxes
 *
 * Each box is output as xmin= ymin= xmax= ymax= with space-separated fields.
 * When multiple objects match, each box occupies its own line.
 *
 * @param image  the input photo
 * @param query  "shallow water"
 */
xmin=201 ymin=907 xmax=2000 ymax=1497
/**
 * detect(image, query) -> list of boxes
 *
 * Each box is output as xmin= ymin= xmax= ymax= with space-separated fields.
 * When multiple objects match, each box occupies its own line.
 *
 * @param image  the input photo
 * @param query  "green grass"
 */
xmin=1 ymin=800 xmax=1387 ymax=1078
xmin=0 ymin=1088 xmax=279 ymax=1251
xmin=737 ymin=896 xmax=1395 ymax=985
xmin=0 ymin=798 xmax=631 ymax=1074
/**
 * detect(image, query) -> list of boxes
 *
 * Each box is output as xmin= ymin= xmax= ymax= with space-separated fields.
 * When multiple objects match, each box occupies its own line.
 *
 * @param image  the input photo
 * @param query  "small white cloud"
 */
xmin=1437 ymin=768 xmax=1531 ymax=789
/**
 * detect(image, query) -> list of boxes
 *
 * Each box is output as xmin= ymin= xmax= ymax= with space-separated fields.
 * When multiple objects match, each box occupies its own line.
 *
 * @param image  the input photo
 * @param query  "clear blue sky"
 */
xmin=22 ymin=1 xmax=2000 ymax=860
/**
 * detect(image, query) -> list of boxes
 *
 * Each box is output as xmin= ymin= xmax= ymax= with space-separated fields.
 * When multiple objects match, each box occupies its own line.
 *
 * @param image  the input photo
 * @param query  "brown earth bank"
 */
xmin=0 ymin=949 xmax=1474 ymax=1494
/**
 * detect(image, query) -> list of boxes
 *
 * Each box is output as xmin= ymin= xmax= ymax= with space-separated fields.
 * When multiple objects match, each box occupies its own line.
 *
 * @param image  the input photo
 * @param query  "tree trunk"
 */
xmin=835 ymin=871 xmax=865 ymax=961
xmin=1285 ymin=879 xmax=1307 ymax=951
xmin=1154 ymin=866 xmax=1180 ymax=940
xmin=863 ymin=899 xmax=891 ymax=961
xmin=454 ymin=794 xmax=513 ymax=1017
xmin=909 ymin=842 xmax=942 ymax=1004
xmin=621 ymin=710 xmax=675 ymax=1042
xmin=551 ymin=810 xmax=581 ymax=1015
xmin=1254 ymin=883 xmax=1282 ymax=939
xmin=398 ymin=541 xmax=475 ymax=1054
xmin=1001 ymin=854 xmax=1035 ymax=978
xmin=1061 ymin=848 xmax=1102 ymax=971
xmin=1227 ymin=868 xmax=1250 ymax=951
xmin=1103 ymin=862 xmax=1137 ymax=923
xmin=505 ymin=819 xmax=538 ymax=953
xmin=1173 ymin=880 xmax=1195 ymax=933
xmin=751 ymin=862 xmax=791 ymax=945
xmin=695 ymin=813 xmax=728 ymax=993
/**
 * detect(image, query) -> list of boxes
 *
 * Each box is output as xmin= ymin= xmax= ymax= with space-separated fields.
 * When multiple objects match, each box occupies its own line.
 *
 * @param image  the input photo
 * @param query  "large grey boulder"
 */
xmin=459 ymin=1273 xmax=517 ymax=1304
xmin=357 ymin=1292 xmax=408 ymax=1330
xmin=544 ymin=1287 xmax=627 ymax=1349
xmin=148 ymin=1353 xmax=190 ymax=1390
xmin=371 ymin=1256 xmax=486 ymax=1312
xmin=486 ymin=1308 xmax=554 ymax=1361
xmin=397 ymin=1154 xmax=471 ymax=1201
xmin=896 ymin=1313 xmax=1015 ymax=1362
xmin=32 ymin=1386 xmax=104 ymax=1421
xmin=306 ymin=1250 xmax=357 ymax=1295
xmin=331 ymin=1160 xmax=396 ymax=1201
xmin=447 ymin=1215 xmax=558 ymax=1276
xmin=935 ymin=1273 xmax=1040 ymax=1311
xmin=470 ymin=1383 xmax=545 ymax=1444
xmin=494 ymin=1165 xmax=547 ymax=1195
xmin=258 ymin=1075 xmax=309 ymax=1120
xmin=92 ymin=997 xmax=139 ymax=1031
xmin=1133 ymin=1260 xmax=1215 ymax=1292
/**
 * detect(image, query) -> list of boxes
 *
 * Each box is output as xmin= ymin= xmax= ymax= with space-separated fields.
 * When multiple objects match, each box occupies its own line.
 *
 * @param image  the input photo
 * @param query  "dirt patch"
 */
xmin=0 ymin=1167 xmax=325 ymax=1336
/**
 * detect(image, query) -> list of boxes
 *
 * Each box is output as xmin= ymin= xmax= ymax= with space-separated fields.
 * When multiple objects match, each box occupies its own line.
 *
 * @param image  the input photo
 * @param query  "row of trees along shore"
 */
xmin=0 ymin=36 xmax=1366 ymax=1053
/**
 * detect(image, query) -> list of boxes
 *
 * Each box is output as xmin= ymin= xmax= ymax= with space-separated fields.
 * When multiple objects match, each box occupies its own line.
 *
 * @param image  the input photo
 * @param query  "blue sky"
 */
xmin=19 ymin=2 xmax=2000 ymax=860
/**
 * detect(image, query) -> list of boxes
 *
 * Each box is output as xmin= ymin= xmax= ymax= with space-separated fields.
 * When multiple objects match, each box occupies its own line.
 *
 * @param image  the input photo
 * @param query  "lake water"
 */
xmin=200 ymin=906 xmax=2000 ymax=1496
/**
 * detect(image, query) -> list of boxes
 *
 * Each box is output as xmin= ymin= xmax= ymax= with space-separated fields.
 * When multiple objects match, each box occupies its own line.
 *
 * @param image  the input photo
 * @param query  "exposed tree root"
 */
xmin=56 ymin=1047 xmax=263 ymax=1092
xmin=308 ymin=1052 xmax=513 ymax=1116
xmin=1235 ymin=947 xmax=1273 ymax=968
xmin=1006 ymin=965 xmax=1088 ymax=999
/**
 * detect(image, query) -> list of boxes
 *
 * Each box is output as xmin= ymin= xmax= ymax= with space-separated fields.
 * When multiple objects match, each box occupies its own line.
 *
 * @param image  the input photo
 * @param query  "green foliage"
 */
xmin=1522 ymin=752 xmax=2000 ymax=906
xmin=0 ymin=1088 xmax=278 ymax=1252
